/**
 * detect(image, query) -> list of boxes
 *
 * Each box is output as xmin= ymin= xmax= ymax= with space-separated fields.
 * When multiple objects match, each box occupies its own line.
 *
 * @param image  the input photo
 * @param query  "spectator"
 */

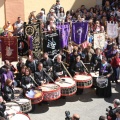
xmin=28 ymin=11 xmax=37 ymax=24
xmin=111 ymin=52 xmax=120 ymax=83
xmin=47 ymin=9 xmax=58 ymax=23
xmin=72 ymin=114 xmax=80 ymax=120
xmin=36 ymin=10 xmax=46 ymax=23
xmin=3 ymin=21 xmax=13 ymax=36
xmin=53 ymin=0 xmax=61 ymax=14
xmin=99 ymin=115 xmax=106 ymax=120
xmin=13 ymin=17 xmax=24 ymax=36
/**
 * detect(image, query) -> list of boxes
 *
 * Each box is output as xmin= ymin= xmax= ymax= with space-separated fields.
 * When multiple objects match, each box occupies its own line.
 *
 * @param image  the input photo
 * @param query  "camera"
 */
xmin=106 ymin=106 xmax=116 ymax=118
xmin=65 ymin=111 xmax=72 ymax=120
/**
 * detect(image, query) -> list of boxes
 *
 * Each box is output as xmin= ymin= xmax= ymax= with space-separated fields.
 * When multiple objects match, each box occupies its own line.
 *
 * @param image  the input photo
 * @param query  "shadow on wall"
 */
xmin=0 ymin=0 xmax=4 ymax=7
xmin=69 ymin=0 xmax=96 ymax=11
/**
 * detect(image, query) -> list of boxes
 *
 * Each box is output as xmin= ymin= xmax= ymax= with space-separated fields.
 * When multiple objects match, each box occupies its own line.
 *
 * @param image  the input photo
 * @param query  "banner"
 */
xmin=72 ymin=22 xmax=88 ymax=44
xmin=94 ymin=33 xmax=105 ymax=49
xmin=24 ymin=22 xmax=41 ymax=59
xmin=43 ymin=31 xmax=60 ymax=57
xmin=107 ymin=22 xmax=118 ymax=38
xmin=0 ymin=36 xmax=18 ymax=61
xmin=57 ymin=23 xmax=70 ymax=48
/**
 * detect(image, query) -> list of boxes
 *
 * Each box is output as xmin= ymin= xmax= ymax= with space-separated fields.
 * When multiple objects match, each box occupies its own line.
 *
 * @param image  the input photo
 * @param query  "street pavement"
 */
xmin=0 ymin=54 xmax=120 ymax=120
xmin=28 ymin=83 xmax=120 ymax=120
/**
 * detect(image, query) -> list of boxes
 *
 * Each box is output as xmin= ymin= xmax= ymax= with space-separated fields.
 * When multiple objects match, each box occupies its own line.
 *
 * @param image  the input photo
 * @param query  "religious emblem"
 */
xmin=77 ymin=27 xmax=83 ymax=35
xmin=6 ymin=46 xmax=13 ymax=56
xmin=25 ymin=25 xmax=35 ymax=36
xmin=47 ymin=38 xmax=56 ymax=49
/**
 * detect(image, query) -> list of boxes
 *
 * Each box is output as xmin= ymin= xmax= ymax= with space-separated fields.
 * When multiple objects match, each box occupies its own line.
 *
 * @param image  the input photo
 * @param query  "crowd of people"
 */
xmin=0 ymin=0 xmax=120 ymax=120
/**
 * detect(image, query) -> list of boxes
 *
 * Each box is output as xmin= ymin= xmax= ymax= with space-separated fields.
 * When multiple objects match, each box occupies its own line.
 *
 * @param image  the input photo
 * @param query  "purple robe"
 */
xmin=1 ymin=71 xmax=14 ymax=90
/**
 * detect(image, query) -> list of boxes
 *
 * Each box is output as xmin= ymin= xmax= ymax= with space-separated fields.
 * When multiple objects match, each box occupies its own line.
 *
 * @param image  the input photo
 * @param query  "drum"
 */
xmin=9 ymin=113 xmax=30 ymax=120
xmin=14 ymin=87 xmax=23 ymax=98
xmin=5 ymin=101 xmax=21 ymax=115
xmin=90 ymin=72 xmax=99 ymax=87
xmin=39 ymin=84 xmax=61 ymax=101
xmin=73 ymin=74 xmax=93 ymax=89
xmin=25 ymin=89 xmax=43 ymax=104
xmin=16 ymin=98 xmax=32 ymax=113
xmin=55 ymin=77 xmax=77 ymax=96
xmin=96 ymin=76 xmax=108 ymax=88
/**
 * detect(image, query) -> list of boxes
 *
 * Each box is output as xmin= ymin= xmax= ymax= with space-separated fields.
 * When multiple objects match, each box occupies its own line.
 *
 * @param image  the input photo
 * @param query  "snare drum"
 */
xmin=16 ymin=98 xmax=32 ymax=113
xmin=9 ymin=113 xmax=30 ymax=120
xmin=73 ymin=74 xmax=93 ymax=89
xmin=5 ymin=101 xmax=21 ymax=115
xmin=39 ymin=84 xmax=61 ymax=101
xmin=96 ymin=76 xmax=108 ymax=88
xmin=14 ymin=87 xmax=23 ymax=98
xmin=25 ymin=89 xmax=43 ymax=104
xmin=55 ymin=77 xmax=77 ymax=96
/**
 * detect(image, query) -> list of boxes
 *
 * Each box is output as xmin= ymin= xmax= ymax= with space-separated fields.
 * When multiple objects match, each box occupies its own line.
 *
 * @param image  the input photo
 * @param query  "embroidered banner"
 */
xmin=43 ymin=31 xmax=60 ymax=58
xmin=57 ymin=22 xmax=70 ymax=48
xmin=107 ymin=22 xmax=118 ymax=38
xmin=94 ymin=32 xmax=105 ymax=49
xmin=0 ymin=36 xmax=18 ymax=61
xmin=72 ymin=22 xmax=88 ymax=44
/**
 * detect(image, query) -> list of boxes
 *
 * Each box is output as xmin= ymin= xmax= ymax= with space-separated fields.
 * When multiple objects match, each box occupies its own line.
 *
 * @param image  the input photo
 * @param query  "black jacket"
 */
xmin=3 ymin=85 xmax=14 ymax=101
xmin=40 ymin=58 xmax=53 ymax=71
xmin=21 ymin=75 xmax=35 ymax=89
xmin=25 ymin=60 xmax=38 ymax=73
xmin=71 ymin=61 xmax=85 ymax=75
xmin=34 ymin=70 xmax=48 ymax=85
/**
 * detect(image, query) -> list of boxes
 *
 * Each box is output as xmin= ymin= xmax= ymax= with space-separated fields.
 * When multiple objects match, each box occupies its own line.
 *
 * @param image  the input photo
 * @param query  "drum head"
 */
xmin=55 ymin=77 xmax=75 ymax=87
xmin=5 ymin=102 xmax=21 ymax=115
xmin=10 ymin=113 xmax=30 ymax=120
xmin=90 ymin=72 xmax=99 ymax=77
xmin=74 ymin=75 xmax=92 ymax=81
xmin=26 ymin=89 xmax=42 ymax=99
xmin=40 ymin=84 xmax=59 ymax=92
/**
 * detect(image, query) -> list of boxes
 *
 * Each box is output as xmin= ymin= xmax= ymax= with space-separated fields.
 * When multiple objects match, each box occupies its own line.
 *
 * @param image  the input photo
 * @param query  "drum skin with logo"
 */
xmin=39 ymin=84 xmax=61 ymax=101
xmin=55 ymin=77 xmax=77 ymax=96
xmin=25 ymin=89 xmax=43 ymax=104
xmin=5 ymin=101 xmax=21 ymax=115
xmin=96 ymin=76 xmax=108 ymax=88
xmin=73 ymin=73 xmax=93 ymax=89
xmin=9 ymin=113 xmax=31 ymax=120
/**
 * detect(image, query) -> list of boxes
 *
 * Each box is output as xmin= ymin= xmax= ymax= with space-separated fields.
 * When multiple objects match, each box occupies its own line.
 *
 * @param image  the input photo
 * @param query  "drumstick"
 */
xmin=58 ymin=79 xmax=72 ymax=84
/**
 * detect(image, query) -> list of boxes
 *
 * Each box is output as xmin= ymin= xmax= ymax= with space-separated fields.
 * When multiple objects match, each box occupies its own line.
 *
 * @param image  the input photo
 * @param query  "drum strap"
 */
xmin=29 ymin=75 xmax=39 ymax=87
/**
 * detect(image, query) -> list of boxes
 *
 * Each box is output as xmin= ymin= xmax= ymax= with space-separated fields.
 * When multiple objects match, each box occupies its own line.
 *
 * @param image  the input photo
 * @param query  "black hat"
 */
xmin=56 ymin=0 xmax=60 ymax=2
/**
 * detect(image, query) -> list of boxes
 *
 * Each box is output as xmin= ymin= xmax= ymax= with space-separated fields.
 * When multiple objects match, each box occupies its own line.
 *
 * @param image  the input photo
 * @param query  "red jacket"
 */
xmin=111 ymin=57 xmax=120 ymax=67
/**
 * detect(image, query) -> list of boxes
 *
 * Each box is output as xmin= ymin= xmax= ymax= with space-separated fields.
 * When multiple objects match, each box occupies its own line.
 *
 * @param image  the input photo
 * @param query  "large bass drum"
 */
xmin=25 ymin=89 xmax=43 ymax=104
xmin=73 ymin=73 xmax=93 ymax=89
xmin=96 ymin=76 xmax=108 ymax=88
xmin=9 ymin=113 xmax=31 ymax=120
xmin=39 ymin=84 xmax=61 ymax=101
xmin=55 ymin=77 xmax=77 ymax=96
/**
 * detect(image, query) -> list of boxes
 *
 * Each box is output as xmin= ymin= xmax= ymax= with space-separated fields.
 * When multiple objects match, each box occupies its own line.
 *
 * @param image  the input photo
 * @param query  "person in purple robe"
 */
xmin=1 ymin=65 xmax=14 ymax=91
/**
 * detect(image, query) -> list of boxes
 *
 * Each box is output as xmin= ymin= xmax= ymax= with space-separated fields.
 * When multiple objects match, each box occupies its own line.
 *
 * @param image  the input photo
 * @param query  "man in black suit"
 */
xmin=40 ymin=52 xmax=53 ymax=72
xmin=25 ymin=56 xmax=38 ymax=73
xmin=34 ymin=63 xmax=48 ymax=86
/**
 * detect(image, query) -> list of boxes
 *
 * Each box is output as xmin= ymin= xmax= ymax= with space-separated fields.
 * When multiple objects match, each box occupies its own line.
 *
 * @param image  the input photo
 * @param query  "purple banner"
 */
xmin=28 ymin=36 xmax=33 ymax=50
xmin=57 ymin=23 xmax=70 ymax=48
xmin=72 ymin=22 xmax=88 ymax=44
